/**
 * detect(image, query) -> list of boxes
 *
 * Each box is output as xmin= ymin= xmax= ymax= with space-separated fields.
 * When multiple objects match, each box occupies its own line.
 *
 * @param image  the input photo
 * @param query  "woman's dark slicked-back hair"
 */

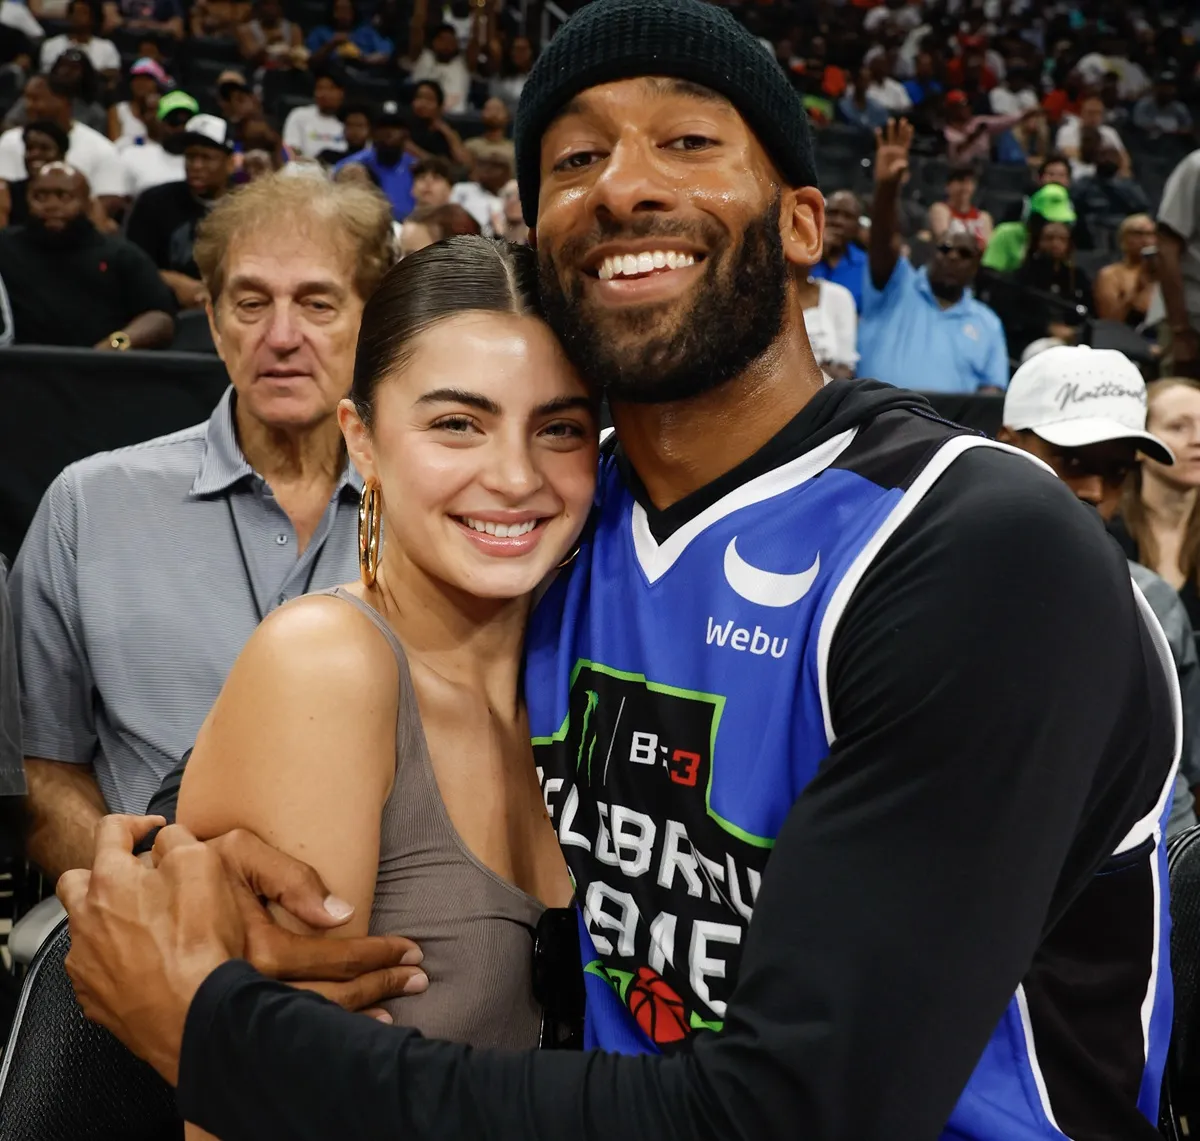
xmin=351 ymin=235 xmax=542 ymax=426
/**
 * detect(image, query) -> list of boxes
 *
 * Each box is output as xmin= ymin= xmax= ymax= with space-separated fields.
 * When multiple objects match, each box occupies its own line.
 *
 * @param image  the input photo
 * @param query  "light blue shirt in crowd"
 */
xmin=856 ymin=257 xmax=1009 ymax=392
xmin=809 ymin=241 xmax=868 ymax=312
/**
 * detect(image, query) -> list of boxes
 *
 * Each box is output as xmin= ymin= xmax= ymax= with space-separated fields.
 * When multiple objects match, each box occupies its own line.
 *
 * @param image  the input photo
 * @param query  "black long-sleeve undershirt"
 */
xmin=176 ymin=446 xmax=1174 ymax=1141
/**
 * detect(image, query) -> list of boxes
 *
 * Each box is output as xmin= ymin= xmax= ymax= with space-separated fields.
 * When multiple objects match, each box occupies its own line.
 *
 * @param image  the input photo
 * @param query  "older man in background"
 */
xmin=11 ymin=170 xmax=393 ymax=881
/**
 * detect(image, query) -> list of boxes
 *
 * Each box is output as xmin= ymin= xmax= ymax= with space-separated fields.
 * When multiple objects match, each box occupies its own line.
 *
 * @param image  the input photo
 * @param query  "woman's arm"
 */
xmin=1093 ymin=264 xmax=1128 ymax=322
xmin=927 ymin=200 xmax=950 ymax=241
xmin=178 ymin=594 xmax=398 ymax=939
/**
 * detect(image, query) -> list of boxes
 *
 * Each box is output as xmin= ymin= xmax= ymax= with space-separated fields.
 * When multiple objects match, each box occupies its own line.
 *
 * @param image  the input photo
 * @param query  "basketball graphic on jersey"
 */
xmin=627 ymin=967 xmax=689 ymax=1044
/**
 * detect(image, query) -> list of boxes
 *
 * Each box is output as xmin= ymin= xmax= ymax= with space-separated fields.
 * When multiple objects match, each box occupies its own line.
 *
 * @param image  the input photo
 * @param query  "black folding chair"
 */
xmin=0 ymin=916 xmax=182 ymax=1141
xmin=1161 ymin=824 xmax=1200 ymax=1139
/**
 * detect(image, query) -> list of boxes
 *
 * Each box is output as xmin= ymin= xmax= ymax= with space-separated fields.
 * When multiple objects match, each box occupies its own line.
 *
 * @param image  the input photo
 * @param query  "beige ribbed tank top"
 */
xmin=322 ymin=586 xmax=546 ymax=1048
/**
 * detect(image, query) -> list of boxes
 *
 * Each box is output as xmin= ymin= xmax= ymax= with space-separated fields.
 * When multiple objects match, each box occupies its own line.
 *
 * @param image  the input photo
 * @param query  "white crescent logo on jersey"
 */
xmin=723 ymin=538 xmax=820 ymax=608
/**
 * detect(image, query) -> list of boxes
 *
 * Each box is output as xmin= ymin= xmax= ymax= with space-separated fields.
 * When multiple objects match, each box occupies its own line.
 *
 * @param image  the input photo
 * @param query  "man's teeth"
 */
xmin=598 ymin=251 xmax=697 ymax=281
xmin=461 ymin=517 xmax=538 ymax=537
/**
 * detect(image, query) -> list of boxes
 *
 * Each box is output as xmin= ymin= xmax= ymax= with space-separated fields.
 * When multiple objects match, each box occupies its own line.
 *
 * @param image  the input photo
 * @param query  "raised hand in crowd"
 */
xmin=874 ymin=115 xmax=913 ymax=187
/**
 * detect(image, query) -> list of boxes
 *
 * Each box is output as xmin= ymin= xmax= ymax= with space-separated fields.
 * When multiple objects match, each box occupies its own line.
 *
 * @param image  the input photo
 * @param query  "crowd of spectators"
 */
xmin=0 ymin=0 xmax=1188 ymax=380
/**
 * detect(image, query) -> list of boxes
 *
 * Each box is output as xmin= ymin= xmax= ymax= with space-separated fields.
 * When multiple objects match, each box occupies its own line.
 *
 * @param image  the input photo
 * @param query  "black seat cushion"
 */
xmin=0 ymin=917 xmax=182 ymax=1141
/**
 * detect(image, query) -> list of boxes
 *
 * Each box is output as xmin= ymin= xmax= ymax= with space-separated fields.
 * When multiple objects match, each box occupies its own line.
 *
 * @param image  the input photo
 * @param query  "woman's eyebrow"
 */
xmin=416 ymin=388 xmax=502 ymax=414
xmin=535 ymin=395 xmax=593 ymax=416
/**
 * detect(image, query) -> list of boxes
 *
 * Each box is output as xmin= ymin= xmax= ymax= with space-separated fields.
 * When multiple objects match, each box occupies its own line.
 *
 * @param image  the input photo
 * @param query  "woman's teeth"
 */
xmin=597 ymin=251 xmax=697 ymax=281
xmin=460 ymin=517 xmax=538 ymax=537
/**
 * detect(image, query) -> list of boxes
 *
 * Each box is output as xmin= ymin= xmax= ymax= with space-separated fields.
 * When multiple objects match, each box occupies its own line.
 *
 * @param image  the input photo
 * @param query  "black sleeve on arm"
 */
xmin=177 ymin=448 xmax=1168 ymax=1141
xmin=118 ymin=240 xmax=178 ymax=317
xmin=132 ymin=749 xmax=189 ymax=855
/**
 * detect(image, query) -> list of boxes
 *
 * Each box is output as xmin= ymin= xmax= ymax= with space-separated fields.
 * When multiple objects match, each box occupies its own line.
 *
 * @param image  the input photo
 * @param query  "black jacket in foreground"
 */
xmin=175 ymin=382 xmax=1175 ymax=1141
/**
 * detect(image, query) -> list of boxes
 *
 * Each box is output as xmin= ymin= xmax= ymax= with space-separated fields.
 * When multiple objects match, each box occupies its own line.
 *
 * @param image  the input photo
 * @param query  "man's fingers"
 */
xmin=151 ymin=823 xmax=201 ymax=865
xmin=57 ymin=868 xmax=92 ymax=913
xmin=296 ymin=964 xmax=428 ymax=1011
xmin=212 ymin=829 xmax=352 ymax=930
xmin=249 ymin=926 xmax=423 ymax=982
xmin=91 ymin=814 xmax=166 ymax=874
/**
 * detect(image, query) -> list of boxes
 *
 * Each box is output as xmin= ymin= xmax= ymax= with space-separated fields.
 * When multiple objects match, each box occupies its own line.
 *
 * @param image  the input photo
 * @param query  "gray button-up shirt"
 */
xmin=12 ymin=387 xmax=362 ymax=814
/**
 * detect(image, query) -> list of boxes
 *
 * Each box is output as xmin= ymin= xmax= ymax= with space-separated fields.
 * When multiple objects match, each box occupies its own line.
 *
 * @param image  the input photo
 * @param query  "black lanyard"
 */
xmin=225 ymin=495 xmax=322 ymax=625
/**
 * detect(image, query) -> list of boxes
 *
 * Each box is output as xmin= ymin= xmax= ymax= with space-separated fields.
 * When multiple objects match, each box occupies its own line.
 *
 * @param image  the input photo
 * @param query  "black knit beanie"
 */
xmin=513 ymin=0 xmax=819 ymax=227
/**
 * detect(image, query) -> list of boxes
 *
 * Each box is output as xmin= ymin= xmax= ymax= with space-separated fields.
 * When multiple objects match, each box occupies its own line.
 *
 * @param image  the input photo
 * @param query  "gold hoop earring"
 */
xmin=359 ymin=479 xmax=383 ymax=587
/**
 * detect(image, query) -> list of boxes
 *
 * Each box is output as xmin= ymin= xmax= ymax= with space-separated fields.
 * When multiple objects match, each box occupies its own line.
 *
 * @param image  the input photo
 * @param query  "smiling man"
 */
xmin=60 ymin=1 xmax=1180 ymax=1139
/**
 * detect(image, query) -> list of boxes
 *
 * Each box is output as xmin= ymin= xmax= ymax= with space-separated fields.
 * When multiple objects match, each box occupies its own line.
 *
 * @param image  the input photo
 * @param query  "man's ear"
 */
xmin=781 ymin=186 xmax=824 ymax=272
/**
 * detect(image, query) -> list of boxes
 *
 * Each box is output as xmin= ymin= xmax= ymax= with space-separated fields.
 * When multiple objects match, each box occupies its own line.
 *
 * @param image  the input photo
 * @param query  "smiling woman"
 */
xmin=176 ymin=237 xmax=598 ymax=1138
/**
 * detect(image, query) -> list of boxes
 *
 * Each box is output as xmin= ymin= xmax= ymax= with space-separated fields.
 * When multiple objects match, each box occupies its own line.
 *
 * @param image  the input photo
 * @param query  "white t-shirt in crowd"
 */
xmin=40 ymin=33 xmax=121 ymax=73
xmin=282 ymin=104 xmax=345 ymax=159
xmin=121 ymin=140 xmax=184 ymax=197
xmin=0 ymin=119 xmax=124 ymax=197
xmin=410 ymin=49 xmax=471 ymax=113
xmin=0 ymin=0 xmax=41 ymax=40
xmin=112 ymin=101 xmax=146 ymax=149
xmin=803 ymin=279 xmax=859 ymax=371
xmin=989 ymin=86 xmax=1038 ymax=117
xmin=449 ymin=180 xmax=502 ymax=235
xmin=867 ymin=77 xmax=913 ymax=114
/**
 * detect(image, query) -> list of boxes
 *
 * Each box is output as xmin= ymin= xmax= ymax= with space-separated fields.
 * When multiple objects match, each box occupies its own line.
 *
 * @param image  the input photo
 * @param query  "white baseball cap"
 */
xmin=1003 ymin=344 xmax=1174 ymax=465
xmin=180 ymin=113 xmax=233 ymax=153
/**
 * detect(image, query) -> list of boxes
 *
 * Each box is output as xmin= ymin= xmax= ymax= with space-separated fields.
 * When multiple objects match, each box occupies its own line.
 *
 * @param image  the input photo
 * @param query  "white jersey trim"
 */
xmin=630 ymin=428 xmax=857 ymax=586
xmin=1014 ymin=983 xmax=1069 ymax=1136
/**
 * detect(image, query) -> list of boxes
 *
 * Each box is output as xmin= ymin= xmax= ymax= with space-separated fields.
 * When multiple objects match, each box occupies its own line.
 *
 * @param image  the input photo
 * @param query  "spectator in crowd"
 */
xmin=449 ymin=150 xmax=507 ymax=234
xmin=0 ymin=117 xmax=66 ymax=226
xmin=396 ymin=200 xmax=477 ymax=256
xmin=108 ymin=56 xmax=169 ymax=148
xmin=798 ymin=274 xmax=857 ymax=380
xmin=465 ymin=96 xmax=513 ymax=172
xmin=943 ymin=89 xmax=1038 ymax=166
xmin=282 ymin=68 xmax=346 ymax=159
xmin=334 ymin=100 xmax=414 ymax=220
xmin=306 ymin=0 xmax=391 ymax=67
xmin=3 ymin=50 xmax=106 ymax=133
xmin=10 ymin=170 xmax=393 ymax=878
xmin=496 ymin=177 xmax=525 ymax=244
xmin=997 ymin=152 xmax=1073 ymax=226
xmin=330 ymin=98 xmax=369 ymax=164
xmin=1071 ymin=142 xmax=1150 ymax=232
xmin=216 ymin=69 xmax=257 ymax=126
xmin=0 ymin=0 xmax=41 ymax=42
xmin=0 ymin=162 xmax=174 ymax=347
xmin=126 ymin=113 xmax=234 ymax=310
xmin=901 ymin=50 xmax=942 ymax=109
xmin=1042 ymin=66 xmax=1085 ymax=126
xmin=189 ymin=0 xmax=250 ymax=39
xmin=119 ymin=88 xmax=193 ymax=196
xmin=983 ymin=182 xmax=1076 ymax=274
xmin=236 ymin=0 xmax=304 ymax=71
xmin=1011 ymin=216 xmax=1093 ymax=356
xmin=928 ymin=163 xmax=993 ymax=248
xmin=989 ymin=62 xmax=1047 ymax=158
xmin=41 ymin=0 xmax=119 ymax=79
xmin=0 ymin=73 xmax=124 ymax=215
xmin=838 ymin=65 xmax=889 ymax=131
xmin=1157 ymin=148 xmax=1200 ymax=379
xmin=1113 ymin=378 xmax=1200 ymax=640
xmin=1077 ymin=37 xmax=1151 ymax=102
xmin=407 ymin=79 xmax=469 ymax=166
xmin=864 ymin=52 xmax=911 ymax=114
xmin=408 ymin=0 xmax=470 ymax=114
xmin=1132 ymin=70 xmax=1194 ymax=140
xmin=102 ymin=0 xmax=183 ymax=40
xmin=410 ymin=153 xmax=451 ymax=208
xmin=810 ymin=189 xmax=867 ymax=311
xmin=1094 ymin=214 xmax=1160 ymax=331
xmin=236 ymin=109 xmax=286 ymax=172
xmin=487 ymin=32 xmax=532 ymax=112
xmin=998 ymin=346 xmax=1198 ymax=835
xmin=1056 ymin=94 xmax=1131 ymax=178
xmin=860 ymin=119 xmax=1007 ymax=392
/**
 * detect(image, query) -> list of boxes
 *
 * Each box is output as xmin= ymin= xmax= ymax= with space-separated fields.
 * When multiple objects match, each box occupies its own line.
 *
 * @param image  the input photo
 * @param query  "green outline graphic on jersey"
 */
xmin=531 ymin=658 xmax=774 ymax=849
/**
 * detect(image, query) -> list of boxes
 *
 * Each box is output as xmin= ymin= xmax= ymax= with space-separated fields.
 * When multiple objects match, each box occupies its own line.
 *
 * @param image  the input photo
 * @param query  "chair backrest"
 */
xmin=0 ymin=917 xmax=182 ymax=1141
xmin=1161 ymin=824 xmax=1200 ymax=1138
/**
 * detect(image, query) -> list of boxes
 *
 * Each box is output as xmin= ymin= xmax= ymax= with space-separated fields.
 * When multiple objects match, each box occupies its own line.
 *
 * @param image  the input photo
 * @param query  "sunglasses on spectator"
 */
xmin=936 ymin=243 xmax=977 ymax=260
xmin=1045 ymin=444 xmax=1135 ymax=487
xmin=532 ymin=907 xmax=585 ymax=1049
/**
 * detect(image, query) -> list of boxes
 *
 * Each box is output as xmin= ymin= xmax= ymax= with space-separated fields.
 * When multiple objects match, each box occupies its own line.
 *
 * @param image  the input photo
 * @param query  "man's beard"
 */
xmin=929 ymin=276 xmax=966 ymax=304
xmin=26 ymin=214 xmax=93 ymax=250
xmin=538 ymin=194 xmax=788 ymax=405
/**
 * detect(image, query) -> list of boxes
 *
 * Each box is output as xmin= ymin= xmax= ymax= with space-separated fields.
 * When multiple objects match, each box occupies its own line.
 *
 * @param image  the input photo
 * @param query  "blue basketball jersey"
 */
xmin=525 ymin=403 xmax=1179 ymax=1139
